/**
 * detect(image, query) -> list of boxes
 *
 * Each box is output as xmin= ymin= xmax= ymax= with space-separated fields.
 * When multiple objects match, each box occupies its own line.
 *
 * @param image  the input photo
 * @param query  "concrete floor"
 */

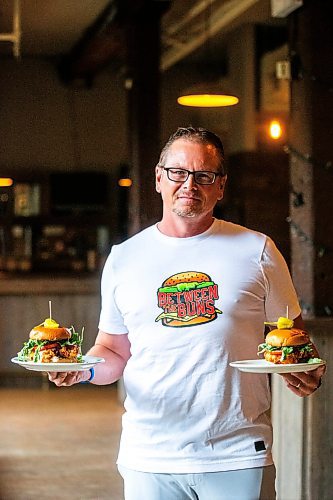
xmin=0 ymin=382 xmax=124 ymax=500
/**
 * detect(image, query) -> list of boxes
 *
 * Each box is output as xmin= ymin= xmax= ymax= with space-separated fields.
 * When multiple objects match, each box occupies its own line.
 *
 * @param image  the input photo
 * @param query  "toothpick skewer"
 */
xmin=286 ymin=305 xmax=289 ymax=319
xmin=49 ymin=300 xmax=52 ymax=319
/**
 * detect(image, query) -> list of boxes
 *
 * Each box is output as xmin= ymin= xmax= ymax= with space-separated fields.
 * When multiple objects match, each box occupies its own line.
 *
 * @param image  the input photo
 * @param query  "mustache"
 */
xmin=176 ymin=191 xmax=201 ymax=199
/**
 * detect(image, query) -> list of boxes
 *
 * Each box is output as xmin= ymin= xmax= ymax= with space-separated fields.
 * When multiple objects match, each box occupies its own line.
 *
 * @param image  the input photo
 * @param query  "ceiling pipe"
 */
xmin=0 ymin=0 xmax=21 ymax=58
xmin=161 ymin=0 xmax=260 ymax=71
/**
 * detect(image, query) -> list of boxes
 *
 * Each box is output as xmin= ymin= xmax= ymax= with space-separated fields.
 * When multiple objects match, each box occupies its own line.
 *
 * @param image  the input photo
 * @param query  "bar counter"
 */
xmin=0 ymin=272 xmax=100 ymax=295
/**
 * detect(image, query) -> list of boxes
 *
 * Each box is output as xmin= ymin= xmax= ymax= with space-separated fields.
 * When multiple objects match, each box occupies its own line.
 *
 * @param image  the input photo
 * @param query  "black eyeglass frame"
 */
xmin=160 ymin=166 xmax=223 ymax=185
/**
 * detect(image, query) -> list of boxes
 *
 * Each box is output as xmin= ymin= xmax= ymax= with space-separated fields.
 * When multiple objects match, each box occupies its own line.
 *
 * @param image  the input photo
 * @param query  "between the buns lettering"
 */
xmin=156 ymin=271 xmax=222 ymax=327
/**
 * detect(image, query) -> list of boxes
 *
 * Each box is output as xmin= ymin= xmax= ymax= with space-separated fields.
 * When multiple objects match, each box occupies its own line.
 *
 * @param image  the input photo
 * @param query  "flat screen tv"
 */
xmin=50 ymin=172 xmax=109 ymax=214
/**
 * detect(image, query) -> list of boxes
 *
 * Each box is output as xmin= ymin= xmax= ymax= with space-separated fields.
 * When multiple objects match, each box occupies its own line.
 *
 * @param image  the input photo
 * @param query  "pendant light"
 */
xmin=177 ymin=0 xmax=238 ymax=108
xmin=177 ymin=82 xmax=239 ymax=107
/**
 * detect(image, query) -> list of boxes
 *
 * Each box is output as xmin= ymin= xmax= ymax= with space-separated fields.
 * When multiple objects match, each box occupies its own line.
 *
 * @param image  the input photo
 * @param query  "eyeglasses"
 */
xmin=161 ymin=167 xmax=222 ymax=185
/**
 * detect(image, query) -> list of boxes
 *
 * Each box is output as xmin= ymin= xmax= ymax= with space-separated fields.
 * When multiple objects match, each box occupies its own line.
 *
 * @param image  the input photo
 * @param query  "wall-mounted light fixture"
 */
xmin=268 ymin=119 xmax=283 ymax=140
xmin=257 ymin=114 xmax=287 ymax=148
xmin=118 ymin=164 xmax=132 ymax=188
xmin=118 ymin=178 xmax=132 ymax=187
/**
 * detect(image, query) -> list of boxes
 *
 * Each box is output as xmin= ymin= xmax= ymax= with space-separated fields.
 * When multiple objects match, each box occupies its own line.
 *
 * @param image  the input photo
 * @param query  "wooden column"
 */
xmin=272 ymin=1 xmax=333 ymax=499
xmin=288 ymin=0 xmax=333 ymax=317
xmin=272 ymin=319 xmax=333 ymax=500
xmin=125 ymin=2 xmax=168 ymax=235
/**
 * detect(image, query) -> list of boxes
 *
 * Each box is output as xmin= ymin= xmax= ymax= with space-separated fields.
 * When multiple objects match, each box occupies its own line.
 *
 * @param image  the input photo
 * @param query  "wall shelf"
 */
xmin=0 ymin=171 xmax=113 ymax=274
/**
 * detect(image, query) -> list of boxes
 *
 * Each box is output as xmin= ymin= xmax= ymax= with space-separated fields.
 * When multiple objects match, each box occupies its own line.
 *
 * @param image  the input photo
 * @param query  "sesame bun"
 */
xmin=265 ymin=328 xmax=310 ymax=347
xmin=29 ymin=325 xmax=71 ymax=341
xmin=162 ymin=271 xmax=210 ymax=286
xmin=263 ymin=327 xmax=319 ymax=364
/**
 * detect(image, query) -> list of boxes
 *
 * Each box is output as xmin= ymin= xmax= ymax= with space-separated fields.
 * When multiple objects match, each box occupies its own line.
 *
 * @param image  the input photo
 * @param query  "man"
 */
xmin=49 ymin=127 xmax=324 ymax=499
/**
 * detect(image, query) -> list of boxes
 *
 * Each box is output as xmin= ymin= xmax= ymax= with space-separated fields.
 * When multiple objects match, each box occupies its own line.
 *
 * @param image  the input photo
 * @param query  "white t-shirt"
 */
xmin=99 ymin=219 xmax=301 ymax=473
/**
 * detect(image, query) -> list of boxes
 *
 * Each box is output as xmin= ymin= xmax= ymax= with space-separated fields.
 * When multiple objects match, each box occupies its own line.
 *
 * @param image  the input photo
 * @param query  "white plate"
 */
xmin=229 ymin=359 xmax=325 ymax=374
xmin=11 ymin=355 xmax=105 ymax=372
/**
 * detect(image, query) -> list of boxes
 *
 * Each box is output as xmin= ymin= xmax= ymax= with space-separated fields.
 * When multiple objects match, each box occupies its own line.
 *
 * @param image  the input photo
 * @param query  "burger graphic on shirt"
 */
xmin=155 ymin=271 xmax=222 ymax=327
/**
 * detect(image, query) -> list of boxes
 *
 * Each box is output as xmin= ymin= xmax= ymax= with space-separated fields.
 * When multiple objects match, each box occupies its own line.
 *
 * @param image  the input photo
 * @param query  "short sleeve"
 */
xmin=98 ymin=246 xmax=129 ymax=334
xmin=260 ymin=237 xmax=301 ymax=322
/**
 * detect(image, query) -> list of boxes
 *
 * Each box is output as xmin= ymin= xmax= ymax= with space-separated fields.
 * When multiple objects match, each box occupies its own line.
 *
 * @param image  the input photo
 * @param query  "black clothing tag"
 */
xmin=254 ymin=440 xmax=266 ymax=452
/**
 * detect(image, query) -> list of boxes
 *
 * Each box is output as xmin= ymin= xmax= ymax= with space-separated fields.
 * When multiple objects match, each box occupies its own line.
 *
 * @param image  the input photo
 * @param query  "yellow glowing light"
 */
xmin=269 ymin=120 xmax=283 ymax=140
xmin=118 ymin=178 xmax=132 ymax=187
xmin=0 ymin=178 xmax=14 ymax=187
xmin=177 ymin=94 xmax=239 ymax=108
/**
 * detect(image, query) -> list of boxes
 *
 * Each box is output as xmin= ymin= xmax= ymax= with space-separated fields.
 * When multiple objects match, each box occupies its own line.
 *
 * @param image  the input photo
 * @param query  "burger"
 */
xmin=258 ymin=327 xmax=319 ymax=364
xmin=155 ymin=271 xmax=222 ymax=327
xmin=17 ymin=318 xmax=83 ymax=363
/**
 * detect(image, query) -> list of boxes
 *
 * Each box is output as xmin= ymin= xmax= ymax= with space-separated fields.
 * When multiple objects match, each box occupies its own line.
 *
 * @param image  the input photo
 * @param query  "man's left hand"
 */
xmin=281 ymin=363 xmax=326 ymax=397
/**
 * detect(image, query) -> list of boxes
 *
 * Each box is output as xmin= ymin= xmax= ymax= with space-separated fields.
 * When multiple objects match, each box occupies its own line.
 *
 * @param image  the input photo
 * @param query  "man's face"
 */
xmin=155 ymin=139 xmax=226 ymax=219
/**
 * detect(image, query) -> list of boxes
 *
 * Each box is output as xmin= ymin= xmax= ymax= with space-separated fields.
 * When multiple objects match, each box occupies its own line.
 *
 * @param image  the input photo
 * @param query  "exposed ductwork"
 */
xmin=161 ymin=0 xmax=261 ymax=70
xmin=57 ymin=0 xmax=266 ymax=85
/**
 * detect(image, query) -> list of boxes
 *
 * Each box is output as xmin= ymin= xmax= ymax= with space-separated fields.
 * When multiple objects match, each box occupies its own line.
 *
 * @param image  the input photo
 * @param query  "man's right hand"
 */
xmin=47 ymin=370 xmax=89 ymax=386
xmin=47 ymin=330 xmax=131 ymax=387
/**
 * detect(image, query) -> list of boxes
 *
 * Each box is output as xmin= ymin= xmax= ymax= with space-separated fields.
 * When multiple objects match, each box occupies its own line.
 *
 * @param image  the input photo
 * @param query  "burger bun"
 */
xmin=29 ymin=325 xmax=71 ymax=341
xmin=163 ymin=271 xmax=210 ymax=287
xmin=265 ymin=328 xmax=310 ymax=347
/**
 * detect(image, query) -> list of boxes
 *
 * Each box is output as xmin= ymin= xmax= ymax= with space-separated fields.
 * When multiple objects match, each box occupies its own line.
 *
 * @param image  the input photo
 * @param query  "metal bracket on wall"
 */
xmin=0 ymin=0 xmax=21 ymax=58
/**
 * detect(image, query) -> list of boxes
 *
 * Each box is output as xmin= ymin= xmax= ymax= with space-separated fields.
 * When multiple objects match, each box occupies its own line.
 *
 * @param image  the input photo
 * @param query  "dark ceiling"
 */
xmin=0 ymin=0 xmax=284 ymax=84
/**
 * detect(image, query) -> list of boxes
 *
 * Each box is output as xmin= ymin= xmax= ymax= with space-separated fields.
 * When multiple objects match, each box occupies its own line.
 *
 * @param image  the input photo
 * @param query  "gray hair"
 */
xmin=158 ymin=126 xmax=226 ymax=175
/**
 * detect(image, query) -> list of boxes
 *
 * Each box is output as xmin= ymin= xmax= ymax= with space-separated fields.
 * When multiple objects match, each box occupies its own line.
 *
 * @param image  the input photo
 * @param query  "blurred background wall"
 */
xmin=0 ymin=1 xmax=332 ymax=498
